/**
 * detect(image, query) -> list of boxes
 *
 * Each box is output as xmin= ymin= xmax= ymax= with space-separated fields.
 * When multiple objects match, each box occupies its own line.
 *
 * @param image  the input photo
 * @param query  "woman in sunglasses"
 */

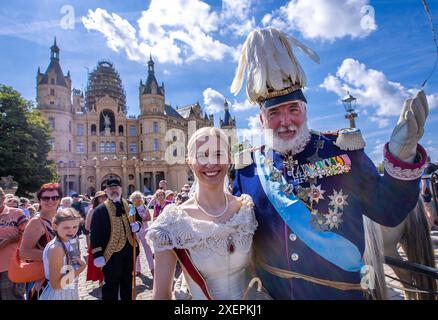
xmin=19 ymin=183 xmax=61 ymax=299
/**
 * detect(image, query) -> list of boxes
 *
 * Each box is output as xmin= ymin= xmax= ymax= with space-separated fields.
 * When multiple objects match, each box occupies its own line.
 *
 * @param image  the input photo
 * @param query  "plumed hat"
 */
xmin=231 ymin=27 xmax=319 ymax=109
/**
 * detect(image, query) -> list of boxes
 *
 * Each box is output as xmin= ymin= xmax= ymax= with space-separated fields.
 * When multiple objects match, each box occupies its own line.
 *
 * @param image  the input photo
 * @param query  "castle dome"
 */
xmin=85 ymin=60 xmax=127 ymax=113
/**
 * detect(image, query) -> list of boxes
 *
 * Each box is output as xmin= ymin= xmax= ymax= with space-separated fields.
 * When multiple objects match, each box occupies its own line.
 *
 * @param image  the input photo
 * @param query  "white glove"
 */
xmin=389 ymin=90 xmax=429 ymax=163
xmin=130 ymin=222 xmax=140 ymax=233
xmin=94 ymin=256 xmax=106 ymax=268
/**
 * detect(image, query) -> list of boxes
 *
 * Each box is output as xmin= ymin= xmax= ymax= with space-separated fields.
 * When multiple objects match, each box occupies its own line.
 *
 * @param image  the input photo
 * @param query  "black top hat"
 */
xmin=106 ymin=178 xmax=121 ymax=188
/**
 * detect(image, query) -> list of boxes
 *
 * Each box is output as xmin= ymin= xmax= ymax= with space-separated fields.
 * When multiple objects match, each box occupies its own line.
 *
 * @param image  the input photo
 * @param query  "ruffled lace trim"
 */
xmin=146 ymin=194 xmax=258 ymax=256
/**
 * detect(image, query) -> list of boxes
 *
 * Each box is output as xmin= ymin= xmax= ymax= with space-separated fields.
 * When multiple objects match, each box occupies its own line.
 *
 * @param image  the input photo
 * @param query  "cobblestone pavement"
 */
xmin=78 ymin=235 xmax=153 ymax=300
xmin=77 ymin=234 xmax=438 ymax=300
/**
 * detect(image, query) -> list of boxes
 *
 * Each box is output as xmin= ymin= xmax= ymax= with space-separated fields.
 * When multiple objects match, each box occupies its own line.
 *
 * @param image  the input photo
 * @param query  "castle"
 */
xmin=36 ymin=39 xmax=236 ymax=197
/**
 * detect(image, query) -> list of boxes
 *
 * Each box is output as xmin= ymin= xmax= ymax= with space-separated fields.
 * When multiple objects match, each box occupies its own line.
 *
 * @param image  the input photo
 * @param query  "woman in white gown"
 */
xmin=147 ymin=127 xmax=258 ymax=300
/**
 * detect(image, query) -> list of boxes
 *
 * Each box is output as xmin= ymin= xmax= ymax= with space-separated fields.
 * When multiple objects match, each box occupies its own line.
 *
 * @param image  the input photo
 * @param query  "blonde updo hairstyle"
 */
xmin=187 ymin=127 xmax=232 ymax=165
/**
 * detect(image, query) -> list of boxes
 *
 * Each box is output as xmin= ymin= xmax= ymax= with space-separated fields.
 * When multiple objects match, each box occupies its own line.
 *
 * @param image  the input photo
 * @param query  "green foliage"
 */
xmin=0 ymin=84 xmax=57 ymax=196
xmin=377 ymin=161 xmax=384 ymax=175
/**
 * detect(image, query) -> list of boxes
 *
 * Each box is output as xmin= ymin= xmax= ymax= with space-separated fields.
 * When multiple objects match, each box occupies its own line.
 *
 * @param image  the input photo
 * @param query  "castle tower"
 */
xmin=36 ymin=37 xmax=74 ymax=159
xmin=220 ymin=99 xmax=237 ymax=150
xmin=139 ymin=55 xmax=165 ymax=115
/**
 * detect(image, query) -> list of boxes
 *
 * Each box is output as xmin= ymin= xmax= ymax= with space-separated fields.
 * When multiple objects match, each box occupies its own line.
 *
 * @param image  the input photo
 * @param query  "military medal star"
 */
xmin=308 ymin=184 xmax=325 ymax=203
xmin=328 ymin=189 xmax=349 ymax=210
xmin=325 ymin=208 xmax=343 ymax=229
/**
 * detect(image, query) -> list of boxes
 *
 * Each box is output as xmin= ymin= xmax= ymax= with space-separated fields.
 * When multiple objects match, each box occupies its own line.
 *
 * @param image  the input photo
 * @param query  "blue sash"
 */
xmin=254 ymin=149 xmax=363 ymax=272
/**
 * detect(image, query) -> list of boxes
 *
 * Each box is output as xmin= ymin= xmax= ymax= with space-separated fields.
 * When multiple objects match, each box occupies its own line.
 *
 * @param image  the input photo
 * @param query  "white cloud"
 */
xmin=370 ymin=142 xmax=385 ymax=159
xmin=220 ymin=0 xmax=256 ymax=36
xmin=232 ymin=99 xmax=257 ymax=112
xmin=203 ymin=88 xmax=226 ymax=114
xmin=82 ymin=9 xmax=148 ymax=62
xmin=262 ymin=0 xmax=377 ymax=41
xmin=237 ymin=114 xmax=264 ymax=144
xmin=321 ymin=58 xmax=438 ymax=118
xmin=82 ymin=0 xmax=250 ymax=65
xmin=369 ymin=116 xmax=390 ymax=129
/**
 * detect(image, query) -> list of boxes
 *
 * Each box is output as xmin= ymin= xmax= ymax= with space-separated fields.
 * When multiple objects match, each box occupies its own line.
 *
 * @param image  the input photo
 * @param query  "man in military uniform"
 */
xmin=231 ymin=28 xmax=429 ymax=299
xmin=91 ymin=178 xmax=142 ymax=300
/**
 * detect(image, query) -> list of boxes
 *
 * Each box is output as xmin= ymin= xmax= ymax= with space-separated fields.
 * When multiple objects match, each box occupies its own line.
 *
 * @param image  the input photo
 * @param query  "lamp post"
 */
xmin=341 ymin=92 xmax=358 ymax=128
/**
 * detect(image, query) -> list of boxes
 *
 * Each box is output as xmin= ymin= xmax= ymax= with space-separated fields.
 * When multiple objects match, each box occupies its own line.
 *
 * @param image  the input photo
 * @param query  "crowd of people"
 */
xmin=0 ymin=176 xmax=193 ymax=300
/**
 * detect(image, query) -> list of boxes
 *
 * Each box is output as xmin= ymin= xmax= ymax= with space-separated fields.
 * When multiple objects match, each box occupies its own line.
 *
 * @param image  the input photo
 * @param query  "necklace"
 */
xmin=194 ymin=192 xmax=229 ymax=219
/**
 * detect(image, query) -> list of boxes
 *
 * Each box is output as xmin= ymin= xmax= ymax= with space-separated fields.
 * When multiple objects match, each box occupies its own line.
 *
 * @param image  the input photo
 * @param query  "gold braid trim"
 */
xmin=256 ymin=84 xmax=302 ymax=104
xmin=103 ymin=199 xmax=137 ymax=262
xmin=259 ymin=259 xmax=364 ymax=291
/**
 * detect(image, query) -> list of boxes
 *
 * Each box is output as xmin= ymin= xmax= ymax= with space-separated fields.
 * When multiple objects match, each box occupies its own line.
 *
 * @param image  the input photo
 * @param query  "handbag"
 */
xmin=8 ymin=218 xmax=51 ymax=283
xmin=242 ymin=277 xmax=273 ymax=300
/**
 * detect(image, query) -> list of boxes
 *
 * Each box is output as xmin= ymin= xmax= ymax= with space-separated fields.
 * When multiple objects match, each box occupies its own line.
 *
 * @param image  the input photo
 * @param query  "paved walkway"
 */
xmin=77 ymin=232 xmax=438 ymax=300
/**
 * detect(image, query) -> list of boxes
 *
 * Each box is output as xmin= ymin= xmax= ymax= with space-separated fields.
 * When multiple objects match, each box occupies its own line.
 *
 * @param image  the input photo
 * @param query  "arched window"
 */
xmin=91 ymin=124 xmax=97 ymax=135
xmin=48 ymin=117 xmax=55 ymax=129
xmin=92 ymin=142 xmax=97 ymax=152
xmin=120 ymin=142 xmax=124 ymax=152
xmin=118 ymin=125 xmax=124 ymax=136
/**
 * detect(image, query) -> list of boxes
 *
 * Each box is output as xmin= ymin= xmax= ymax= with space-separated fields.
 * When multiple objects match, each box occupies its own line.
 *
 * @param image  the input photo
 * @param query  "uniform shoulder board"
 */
xmin=321 ymin=130 xmax=339 ymax=136
xmin=233 ymin=147 xmax=258 ymax=170
xmin=333 ymin=128 xmax=366 ymax=151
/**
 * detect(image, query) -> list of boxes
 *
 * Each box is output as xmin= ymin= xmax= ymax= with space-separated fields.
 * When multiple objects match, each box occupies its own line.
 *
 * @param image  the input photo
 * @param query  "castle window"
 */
xmin=92 ymin=142 xmax=97 ymax=152
xmin=91 ymin=124 xmax=97 ymax=135
xmin=140 ymin=141 xmax=144 ymax=152
xmin=49 ymin=139 xmax=55 ymax=151
xmin=77 ymin=124 xmax=85 ymax=136
xmin=100 ymin=142 xmax=105 ymax=153
xmin=129 ymin=143 xmax=137 ymax=154
xmin=48 ymin=117 xmax=55 ymax=129
xmin=50 ymin=89 xmax=55 ymax=96
xmin=76 ymin=142 xmax=85 ymax=154
xmin=111 ymin=142 xmax=116 ymax=153
xmin=140 ymin=123 xmax=143 ymax=135
xmin=173 ymin=147 xmax=177 ymax=157
xmin=129 ymin=125 xmax=137 ymax=136
xmin=153 ymin=139 xmax=159 ymax=151
xmin=118 ymin=125 xmax=124 ymax=136
xmin=153 ymin=122 xmax=159 ymax=134
xmin=120 ymin=142 xmax=124 ymax=152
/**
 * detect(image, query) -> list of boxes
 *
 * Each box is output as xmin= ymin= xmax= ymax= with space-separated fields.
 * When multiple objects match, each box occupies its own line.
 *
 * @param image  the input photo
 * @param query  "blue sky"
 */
xmin=1 ymin=0 xmax=437 ymax=163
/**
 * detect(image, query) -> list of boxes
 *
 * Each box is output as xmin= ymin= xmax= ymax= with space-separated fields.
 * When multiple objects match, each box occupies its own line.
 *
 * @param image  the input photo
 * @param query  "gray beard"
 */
xmin=267 ymin=123 xmax=311 ymax=155
xmin=109 ymin=194 xmax=121 ymax=202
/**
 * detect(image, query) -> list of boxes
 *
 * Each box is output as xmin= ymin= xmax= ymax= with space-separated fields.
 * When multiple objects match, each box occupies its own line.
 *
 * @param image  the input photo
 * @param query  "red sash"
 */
xmin=173 ymin=248 xmax=214 ymax=300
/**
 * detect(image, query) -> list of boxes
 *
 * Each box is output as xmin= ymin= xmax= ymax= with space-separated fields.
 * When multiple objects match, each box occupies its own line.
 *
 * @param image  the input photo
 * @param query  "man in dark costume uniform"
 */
xmin=90 ymin=178 xmax=142 ymax=300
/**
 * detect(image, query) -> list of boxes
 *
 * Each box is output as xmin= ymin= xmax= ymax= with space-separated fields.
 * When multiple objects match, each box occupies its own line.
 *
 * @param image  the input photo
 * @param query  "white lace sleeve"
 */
xmin=146 ymin=204 xmax=195 ymax=252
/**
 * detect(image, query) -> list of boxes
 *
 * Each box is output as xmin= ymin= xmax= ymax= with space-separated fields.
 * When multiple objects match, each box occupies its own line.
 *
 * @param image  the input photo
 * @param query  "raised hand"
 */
xmin=388 ymin=90 xmax=429 ymax=163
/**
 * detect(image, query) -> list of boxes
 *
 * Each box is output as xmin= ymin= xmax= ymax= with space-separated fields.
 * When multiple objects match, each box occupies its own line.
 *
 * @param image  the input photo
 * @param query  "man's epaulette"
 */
xmin=233 ymin=146 xmax=260 ymax=170
xmin=332 ymin=128 xmax=366 ymax=151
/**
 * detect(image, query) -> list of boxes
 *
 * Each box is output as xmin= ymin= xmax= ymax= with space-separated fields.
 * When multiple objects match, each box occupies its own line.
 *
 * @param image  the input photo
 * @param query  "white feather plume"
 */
xmin=230 ymin=27 xmax=320 ymax=104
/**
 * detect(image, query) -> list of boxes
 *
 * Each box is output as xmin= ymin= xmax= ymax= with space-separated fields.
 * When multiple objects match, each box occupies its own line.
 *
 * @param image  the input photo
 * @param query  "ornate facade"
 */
xmin=36 ymin=39 xmax=221 ymax=197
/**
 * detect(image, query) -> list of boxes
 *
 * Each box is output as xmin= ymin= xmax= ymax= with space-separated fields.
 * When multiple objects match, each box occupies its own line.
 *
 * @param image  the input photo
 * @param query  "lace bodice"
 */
xmin=147 ymin=194 xmax=258 ymax=299
xmin=147 ymin=194 xmax=257 ymax=256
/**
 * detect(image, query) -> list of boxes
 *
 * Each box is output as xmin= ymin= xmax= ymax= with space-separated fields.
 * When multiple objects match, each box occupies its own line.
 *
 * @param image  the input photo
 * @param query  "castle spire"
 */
xmin=51 ymin=36 xmax=60 ymax=60
xmin=148 ymin=54 xmax=154 ymax=74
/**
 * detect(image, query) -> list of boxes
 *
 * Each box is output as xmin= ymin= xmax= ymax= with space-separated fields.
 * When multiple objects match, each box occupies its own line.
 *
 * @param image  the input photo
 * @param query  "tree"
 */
xmin=0 ymin=84 xmax=57 ymax=196
xmin=377 ymin=161 xmax=384 ymax=175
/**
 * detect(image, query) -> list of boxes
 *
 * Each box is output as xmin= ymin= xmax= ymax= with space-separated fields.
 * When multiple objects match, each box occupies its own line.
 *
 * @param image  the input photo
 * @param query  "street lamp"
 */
xmin=341 ymin=92 xmax=358 ymax=128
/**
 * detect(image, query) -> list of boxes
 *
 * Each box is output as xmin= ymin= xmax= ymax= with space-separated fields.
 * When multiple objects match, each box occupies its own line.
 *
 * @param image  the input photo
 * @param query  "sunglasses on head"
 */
xmin=41 ymin=196 xmax=60 ymax=202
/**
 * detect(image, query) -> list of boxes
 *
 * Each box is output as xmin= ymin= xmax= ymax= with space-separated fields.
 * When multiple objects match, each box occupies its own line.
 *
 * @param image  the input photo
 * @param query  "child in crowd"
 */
xmin=40 ymin=208 xmax=86 ymax=300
